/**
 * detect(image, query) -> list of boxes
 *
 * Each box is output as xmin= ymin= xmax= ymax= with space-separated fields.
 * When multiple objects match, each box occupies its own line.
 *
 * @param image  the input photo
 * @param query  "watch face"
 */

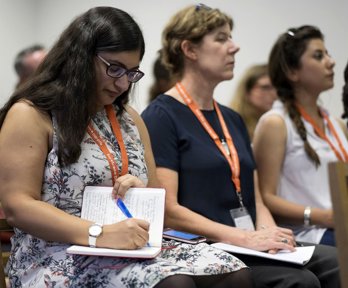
xmin=89 ymin=224 xmax=102 ymax=237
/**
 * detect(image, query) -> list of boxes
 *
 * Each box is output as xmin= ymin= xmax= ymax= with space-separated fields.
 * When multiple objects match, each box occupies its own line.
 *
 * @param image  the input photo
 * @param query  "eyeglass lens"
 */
xmin=97 ymin=54 xmax=144 ymax=83
xmin=107 ymin=65 xmax=144 ymax=83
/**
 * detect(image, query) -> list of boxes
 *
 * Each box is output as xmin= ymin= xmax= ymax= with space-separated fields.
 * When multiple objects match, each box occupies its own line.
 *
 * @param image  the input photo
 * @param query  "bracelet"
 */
xmin=304 ymin=206 xmax=311 ymax=227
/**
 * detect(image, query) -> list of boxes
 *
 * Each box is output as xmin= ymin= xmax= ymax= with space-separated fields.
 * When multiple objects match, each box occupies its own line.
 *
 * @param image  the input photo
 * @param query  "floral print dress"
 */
xmin=7 ymin=106 xmax=246 ymax=287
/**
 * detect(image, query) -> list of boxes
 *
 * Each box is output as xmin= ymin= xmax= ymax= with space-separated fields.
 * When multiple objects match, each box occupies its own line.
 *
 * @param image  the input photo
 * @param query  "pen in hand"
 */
xmin=116 ymin=197 xmax=133 ymax=218
xmin=116 ymin=198 xmax=150 ymax=247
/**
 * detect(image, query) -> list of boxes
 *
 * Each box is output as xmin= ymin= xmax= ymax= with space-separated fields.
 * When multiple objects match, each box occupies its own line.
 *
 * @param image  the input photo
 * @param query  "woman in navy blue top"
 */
xmin=142 ymin=4 xmax=340 ymax=288
xmin=143 ymin=94 xmax=257 ymax=225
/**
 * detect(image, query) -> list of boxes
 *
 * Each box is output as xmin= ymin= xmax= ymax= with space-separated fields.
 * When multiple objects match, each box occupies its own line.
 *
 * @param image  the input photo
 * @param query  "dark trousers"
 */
xmin=234 ymin=243 xmax=340 ymax=288
xmin=319 ymin=228 xmax=336 ymax=246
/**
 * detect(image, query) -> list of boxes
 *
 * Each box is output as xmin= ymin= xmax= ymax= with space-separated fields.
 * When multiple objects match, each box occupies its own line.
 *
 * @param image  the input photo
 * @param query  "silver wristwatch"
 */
xmin=88 ymin=223 xmax=103 ymax=247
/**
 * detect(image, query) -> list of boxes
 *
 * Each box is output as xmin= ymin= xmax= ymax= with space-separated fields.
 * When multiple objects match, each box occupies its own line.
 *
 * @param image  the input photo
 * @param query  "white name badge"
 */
xmin=230 ymin=207 xmax=255 ymax=231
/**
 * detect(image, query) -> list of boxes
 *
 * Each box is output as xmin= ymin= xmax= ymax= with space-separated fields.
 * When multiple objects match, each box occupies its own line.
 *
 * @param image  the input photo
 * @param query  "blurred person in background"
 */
xmin=229 ymin=64 xmax=277 ymax=140
xmin=148 ymin=50 xmax=176 ymax=103
xmin=14 ymin=44 xmax=47 ymax=88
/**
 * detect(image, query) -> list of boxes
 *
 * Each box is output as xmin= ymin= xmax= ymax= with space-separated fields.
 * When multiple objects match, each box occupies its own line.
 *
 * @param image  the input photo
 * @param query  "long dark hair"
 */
xmin=0 ymin=7 xmax=145 ymax=166
xmin=269 ymin=25 xmax=323 ymax=167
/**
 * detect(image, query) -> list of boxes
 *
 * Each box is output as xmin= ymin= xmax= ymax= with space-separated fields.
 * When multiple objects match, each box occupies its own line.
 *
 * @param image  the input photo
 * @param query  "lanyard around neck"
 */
xmin=296 ymin=104 xmax=348 ymax=162
xmin=87 ymin=105 xmax=129 ymax=185
xmin=175 ymin=82 xmax=244 ymax=206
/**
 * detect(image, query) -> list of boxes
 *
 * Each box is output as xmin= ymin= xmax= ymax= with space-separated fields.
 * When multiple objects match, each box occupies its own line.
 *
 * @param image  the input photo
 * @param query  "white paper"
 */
xmin=67 ymin=245 xmax=161 ymax=259
xmin=211 ymin=242 xmax=315 ymax=265
xmin=80 ymin=186 xmax=165 ymax=247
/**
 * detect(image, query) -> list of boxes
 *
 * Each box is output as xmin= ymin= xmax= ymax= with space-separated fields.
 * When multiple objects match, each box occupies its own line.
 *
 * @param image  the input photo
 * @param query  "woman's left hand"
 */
xmin=112 ymin=174 xmax=146 ymax=199
xmin=244 ymin=225 xmax=296 ymax=254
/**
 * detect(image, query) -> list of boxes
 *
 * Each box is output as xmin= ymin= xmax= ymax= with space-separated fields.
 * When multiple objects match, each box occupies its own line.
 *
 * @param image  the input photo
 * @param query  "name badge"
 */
xmin=230 ymin=207 xmax=255 ymax=231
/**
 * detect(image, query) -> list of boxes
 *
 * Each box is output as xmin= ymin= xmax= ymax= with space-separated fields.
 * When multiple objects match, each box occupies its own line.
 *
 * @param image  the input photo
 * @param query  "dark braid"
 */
xmin=269 ymin=25 xmax=323 ymax=167
xmin=285 ymin=100 xmax=320 ymax=167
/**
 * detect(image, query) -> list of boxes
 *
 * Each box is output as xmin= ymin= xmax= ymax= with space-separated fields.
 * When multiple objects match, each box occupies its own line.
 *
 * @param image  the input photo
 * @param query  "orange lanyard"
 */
xmin=296 ymin=104 xmax=348 ymax=162
xmin=175 ymin=82 xmax=244 ymax=206
xmin=87 ymin=105 xmax=129 ymax=185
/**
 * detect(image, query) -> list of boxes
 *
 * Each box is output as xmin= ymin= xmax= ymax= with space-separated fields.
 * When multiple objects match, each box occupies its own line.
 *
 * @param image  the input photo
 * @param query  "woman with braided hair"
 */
xmin=253 ymin=25 xmax=348 ymax=246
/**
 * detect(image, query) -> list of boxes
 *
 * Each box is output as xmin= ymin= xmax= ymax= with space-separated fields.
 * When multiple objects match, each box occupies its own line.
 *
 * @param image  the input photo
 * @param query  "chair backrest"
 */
xmin=328 ymin=161 xmax=348 ymax=288
xmin=0 ymin=219 xmax=12 ymax=288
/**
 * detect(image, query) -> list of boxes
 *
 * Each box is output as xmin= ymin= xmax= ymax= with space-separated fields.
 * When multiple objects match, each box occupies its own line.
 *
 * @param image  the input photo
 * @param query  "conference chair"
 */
xmin=328 ymin=161 xmax=348 ymax=288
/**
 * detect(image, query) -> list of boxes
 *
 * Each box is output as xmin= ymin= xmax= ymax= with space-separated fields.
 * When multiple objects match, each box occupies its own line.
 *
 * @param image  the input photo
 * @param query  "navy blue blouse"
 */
xmin=142 ymin=94 xmax=256 ymax=226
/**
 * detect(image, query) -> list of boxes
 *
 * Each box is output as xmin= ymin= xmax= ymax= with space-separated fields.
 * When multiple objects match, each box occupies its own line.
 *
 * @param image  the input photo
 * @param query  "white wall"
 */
xmin=0 ymin=0 xmax=39 ymax=101
xmin=1 ymin=0 xmax=347 ymax=117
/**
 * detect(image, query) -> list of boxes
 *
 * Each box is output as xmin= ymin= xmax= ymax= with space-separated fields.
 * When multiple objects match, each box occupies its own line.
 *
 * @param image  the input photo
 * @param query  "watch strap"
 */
xmin=88 ymin=223 xmax=103 ymax=248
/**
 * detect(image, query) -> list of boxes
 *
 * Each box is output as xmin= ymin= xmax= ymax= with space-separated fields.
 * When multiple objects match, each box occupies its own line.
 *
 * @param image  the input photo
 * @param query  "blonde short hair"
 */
xmin=161 ymin=5 xmax=233 ymax=78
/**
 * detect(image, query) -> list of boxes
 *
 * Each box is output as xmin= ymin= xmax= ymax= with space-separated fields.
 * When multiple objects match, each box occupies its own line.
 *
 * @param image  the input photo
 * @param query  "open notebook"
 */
xmin=211 ymin=242 xmax=315 ymax=265
xmin=67 ymin=186 xmax=166 ymax=258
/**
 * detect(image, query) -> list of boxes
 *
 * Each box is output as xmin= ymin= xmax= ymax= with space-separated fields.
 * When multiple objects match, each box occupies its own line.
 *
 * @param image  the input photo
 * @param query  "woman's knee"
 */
xmin=193 ymin=268 xmax=252 ymax=288
xmin=154 ymin=275 xmax=196 ymax=288
xmin=221 ymin=269 xmax=253 ymax=288
xmin=285 ymin=269 xmax=320 ymax=288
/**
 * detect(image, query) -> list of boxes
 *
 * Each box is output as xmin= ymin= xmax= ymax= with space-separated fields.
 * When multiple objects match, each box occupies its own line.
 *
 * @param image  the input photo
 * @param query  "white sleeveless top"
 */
xmin=258 ymin=100 xmax=348 ymax=243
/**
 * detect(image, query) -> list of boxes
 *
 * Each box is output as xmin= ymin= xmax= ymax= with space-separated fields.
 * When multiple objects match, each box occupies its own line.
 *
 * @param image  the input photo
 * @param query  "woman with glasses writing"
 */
xmin=142 ymin=5 xmax=340 ymax=288
xmin=0 ymin=6 xmax=251 ymax=288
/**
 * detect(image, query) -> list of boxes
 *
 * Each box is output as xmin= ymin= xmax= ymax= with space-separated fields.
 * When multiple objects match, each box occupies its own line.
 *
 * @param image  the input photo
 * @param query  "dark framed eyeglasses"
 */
xmin=96 ymin=54 xmax=144 ymax=83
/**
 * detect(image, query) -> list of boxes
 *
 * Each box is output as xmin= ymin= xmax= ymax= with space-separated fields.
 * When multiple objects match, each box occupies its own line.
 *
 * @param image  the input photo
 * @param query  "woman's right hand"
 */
xmin=98 ymin=218 xmax=150 ymax=250
xmin=243 ymin=226 xmax=296 ymax=254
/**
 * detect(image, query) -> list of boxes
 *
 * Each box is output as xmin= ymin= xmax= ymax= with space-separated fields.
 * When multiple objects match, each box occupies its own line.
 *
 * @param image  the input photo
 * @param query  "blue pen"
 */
xmin=116 ymin=198 xmax=133 ymax=218
xmin=116 ymin=198 xmax=150 ymax=247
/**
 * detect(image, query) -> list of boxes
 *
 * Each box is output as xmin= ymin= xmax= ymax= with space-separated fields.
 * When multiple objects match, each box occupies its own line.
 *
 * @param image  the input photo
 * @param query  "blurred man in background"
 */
xmin=14 ymin=44 xmax=47 ymax=88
